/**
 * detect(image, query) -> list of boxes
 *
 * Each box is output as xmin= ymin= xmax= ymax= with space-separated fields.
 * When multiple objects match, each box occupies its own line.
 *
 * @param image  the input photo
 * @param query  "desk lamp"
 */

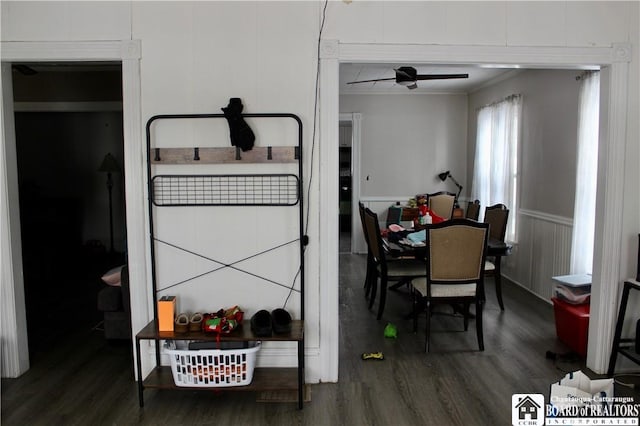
xmin=438 ymin=170 xmax=463 ymax=208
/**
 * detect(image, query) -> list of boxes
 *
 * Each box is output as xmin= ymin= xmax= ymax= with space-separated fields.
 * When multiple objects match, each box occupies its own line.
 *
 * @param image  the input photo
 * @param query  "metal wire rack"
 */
xmin=151 ymin=174 xmax=299 ymax=206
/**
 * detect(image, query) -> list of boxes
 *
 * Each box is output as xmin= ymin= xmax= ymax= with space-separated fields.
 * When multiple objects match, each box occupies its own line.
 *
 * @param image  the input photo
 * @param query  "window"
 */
xmin=570 ymin=71 xmax=600 ymax=275
xmin=471 ymin=94 xmax=522 ymax=242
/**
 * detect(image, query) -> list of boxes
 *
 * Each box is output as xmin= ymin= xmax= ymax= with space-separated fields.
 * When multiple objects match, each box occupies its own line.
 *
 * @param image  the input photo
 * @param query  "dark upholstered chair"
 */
xmin=362 ymin=207 xmax=427 ymax=320
xmin=483 ymin=204 xmax=509 ymax=310
xmin=386 ymin=205 xmax=403 ymax=228
xmin=465 ymin=200 xmax=481 ymax=221
xmin=97 ymin=265 xmax=131 ymax=339
xmin=358 ymin=202 xmax=375 ymax=298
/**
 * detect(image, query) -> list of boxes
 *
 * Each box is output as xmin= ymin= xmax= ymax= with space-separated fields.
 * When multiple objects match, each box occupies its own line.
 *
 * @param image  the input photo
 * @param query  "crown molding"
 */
xmin=1 ymin=40 xmax=141 ymax=61
xmin=338 ymin=43 xmax=631 ymax=67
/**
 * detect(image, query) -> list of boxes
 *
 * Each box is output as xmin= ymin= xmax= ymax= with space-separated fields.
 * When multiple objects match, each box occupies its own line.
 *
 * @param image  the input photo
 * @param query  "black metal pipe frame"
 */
xmin=145 ymin=111 xmax=305 ymax=362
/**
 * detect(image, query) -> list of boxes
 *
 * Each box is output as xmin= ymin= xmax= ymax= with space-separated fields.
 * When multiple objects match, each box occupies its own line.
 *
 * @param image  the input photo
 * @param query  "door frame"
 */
xmin=339 ymin=112 xmax=362 ymax=254
xmin=319 ymin=41 xmax=631 ymax=377
xmin=0 ymin=40 xmax=148 ymax=377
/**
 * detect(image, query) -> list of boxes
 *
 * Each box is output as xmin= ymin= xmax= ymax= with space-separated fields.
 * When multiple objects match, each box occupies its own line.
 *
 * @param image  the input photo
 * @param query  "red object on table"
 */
xmin=551 ymin=297 xmax=590 ymax=358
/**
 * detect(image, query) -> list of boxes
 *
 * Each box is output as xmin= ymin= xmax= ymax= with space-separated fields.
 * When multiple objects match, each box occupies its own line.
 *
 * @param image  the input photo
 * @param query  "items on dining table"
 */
xmin=406 ymin=230 xmax=426 ymax=245
xmin=415 ymin=206 xmax=445 ymax=227
xmin=417 ymin=204 xmax=432 ymax=225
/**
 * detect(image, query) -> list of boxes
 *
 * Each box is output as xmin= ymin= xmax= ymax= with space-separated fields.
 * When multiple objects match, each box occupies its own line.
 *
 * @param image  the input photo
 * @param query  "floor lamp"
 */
xmin=99 ymin=153 xmax=121 ymax=253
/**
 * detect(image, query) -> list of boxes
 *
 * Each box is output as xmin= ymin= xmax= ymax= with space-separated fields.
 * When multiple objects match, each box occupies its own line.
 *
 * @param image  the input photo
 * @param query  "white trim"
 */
xmin=0 ymin=40 xmax=148 ymax=378
xmin=120 ymin=52 xmax=152 ymax=379
xmin=338 ymin=43 xmax=631 ymax=66
xmin=587 ymin=62 xmax=629 ymax=372
xmin=1 ymin=63 xmax=29 ymax=377
xmin=519 ymin=208 xmax=573 ymax=227
xmin=320 ymin=41 xmax=629 ymax=377
xmin=319 ymin=51 xmax=340 ymax=383
xmin=1 ymin=40 xmax=141 ymax=62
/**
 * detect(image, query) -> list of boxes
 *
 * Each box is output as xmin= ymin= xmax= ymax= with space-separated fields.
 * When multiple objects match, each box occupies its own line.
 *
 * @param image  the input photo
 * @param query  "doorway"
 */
xmin=11 ymin=62 xmax=128 ymax=361
xmin=2 ymin=40 xmax=144 ymax=379
xmin=322 ymin=42 xmax=629 ymax=378
xmin=338 ymin=120 xmax=352 ymax=254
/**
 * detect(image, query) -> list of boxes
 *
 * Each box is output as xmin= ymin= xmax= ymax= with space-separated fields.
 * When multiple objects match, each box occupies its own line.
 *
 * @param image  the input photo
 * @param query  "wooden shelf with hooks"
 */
xmin=151 ymin=146 xmax=299 ymax=164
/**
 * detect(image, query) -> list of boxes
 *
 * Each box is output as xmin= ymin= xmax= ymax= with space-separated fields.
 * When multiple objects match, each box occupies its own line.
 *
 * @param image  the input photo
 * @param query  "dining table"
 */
xmin=383 ymin=231 xmax=513 ymax=310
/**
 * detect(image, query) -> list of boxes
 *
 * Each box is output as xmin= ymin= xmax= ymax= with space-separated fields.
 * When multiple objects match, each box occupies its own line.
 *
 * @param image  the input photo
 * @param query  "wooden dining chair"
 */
xmin=465 ymin=200 xmax=480 ymax=221
xmin=483 ymin=203 xmax=510 ymax=310
xmin=386 ymin=205 xmax=403 ymax=228
xmin=362 ymin=207 xmax=427 ymax=320
xmin=410 ymin=219 xmax=489 ymax=352
xmin=427 ymin=191 xmax=456 ymax=220
xmin=359 ymin=201 xmax=409 ymax=297
xmin=358 ymin=201 xmax=375 ymax=298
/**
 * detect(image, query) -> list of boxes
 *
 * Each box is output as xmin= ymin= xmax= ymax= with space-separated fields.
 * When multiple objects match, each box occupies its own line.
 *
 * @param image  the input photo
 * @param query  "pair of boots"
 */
xmin=250 ymin=308 xmax=292 ymax=336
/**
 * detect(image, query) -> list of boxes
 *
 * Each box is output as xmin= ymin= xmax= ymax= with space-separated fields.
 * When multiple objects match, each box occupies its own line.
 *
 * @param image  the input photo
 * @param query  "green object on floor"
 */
xmin=384 ymin=322 xmax=397 ymax=338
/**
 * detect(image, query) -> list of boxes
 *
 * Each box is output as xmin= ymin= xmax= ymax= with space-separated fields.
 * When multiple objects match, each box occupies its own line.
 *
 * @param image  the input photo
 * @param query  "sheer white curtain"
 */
xmin=471 ymin=94 xmax=522 ymax=242
xmin=570 ymin=71 xmax=600 ymax=275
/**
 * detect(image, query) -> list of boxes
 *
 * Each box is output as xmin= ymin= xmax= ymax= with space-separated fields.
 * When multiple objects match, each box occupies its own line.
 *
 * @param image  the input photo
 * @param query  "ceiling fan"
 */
xmin=346 ymin=66 xmax=469 ymax=90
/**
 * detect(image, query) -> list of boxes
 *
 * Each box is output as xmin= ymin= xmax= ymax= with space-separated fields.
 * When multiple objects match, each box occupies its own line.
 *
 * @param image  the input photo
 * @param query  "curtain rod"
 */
xmin=476 ymin=93 xmax=522 ymax=111
xmin=575 ymin=70 xmax=599 ymax=81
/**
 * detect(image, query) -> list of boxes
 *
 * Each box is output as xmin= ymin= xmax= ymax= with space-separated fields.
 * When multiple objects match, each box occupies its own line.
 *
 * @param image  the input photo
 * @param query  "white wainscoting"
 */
xmin=502 ymin=209 xmax=574 ymax=302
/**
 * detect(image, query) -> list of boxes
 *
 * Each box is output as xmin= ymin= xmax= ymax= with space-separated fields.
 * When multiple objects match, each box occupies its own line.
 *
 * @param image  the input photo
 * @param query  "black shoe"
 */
xmin=271 ymin=308 xmax=292 ymax=334
xmin=250 ymin=310 xmax=272 ymax=337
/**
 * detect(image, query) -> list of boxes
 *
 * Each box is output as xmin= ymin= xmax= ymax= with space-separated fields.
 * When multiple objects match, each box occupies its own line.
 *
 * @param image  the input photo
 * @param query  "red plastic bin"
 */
xmin=551 ymin=297 xmax=590 ymax=358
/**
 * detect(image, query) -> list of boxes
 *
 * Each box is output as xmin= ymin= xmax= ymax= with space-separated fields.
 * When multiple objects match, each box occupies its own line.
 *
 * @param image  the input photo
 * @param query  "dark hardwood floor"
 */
xmin=3 ymin=253 xmax=589 ymax=425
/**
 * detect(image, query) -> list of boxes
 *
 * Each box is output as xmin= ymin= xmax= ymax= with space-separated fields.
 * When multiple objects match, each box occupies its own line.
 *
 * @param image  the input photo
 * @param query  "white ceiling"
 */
xmin=340 ymin=63 xmax=518 ymax=94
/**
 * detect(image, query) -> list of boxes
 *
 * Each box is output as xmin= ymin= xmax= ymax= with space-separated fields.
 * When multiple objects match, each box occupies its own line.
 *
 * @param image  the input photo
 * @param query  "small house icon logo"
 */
xmin=512 ymin=394 xmax=544 ymax=426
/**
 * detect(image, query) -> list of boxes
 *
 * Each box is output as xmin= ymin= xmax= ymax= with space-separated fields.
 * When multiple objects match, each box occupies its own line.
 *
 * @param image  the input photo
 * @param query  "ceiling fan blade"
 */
xmin=415 ymin=73 xmax=469 ymax=80
xmin=346 ymin=77 xmax=396 ymax=85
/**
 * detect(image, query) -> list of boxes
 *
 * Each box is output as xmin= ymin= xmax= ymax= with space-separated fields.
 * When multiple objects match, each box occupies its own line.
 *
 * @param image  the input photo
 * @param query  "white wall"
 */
xmin=0 ymin=1 xmax=131 ymax=41
xmin=341 ymin=93 xmax=467 ymax=199
xmin=131 ymin=1 xmax=322 ymax=377
xmin=1 ymin=1 xmax=638 ymax=379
